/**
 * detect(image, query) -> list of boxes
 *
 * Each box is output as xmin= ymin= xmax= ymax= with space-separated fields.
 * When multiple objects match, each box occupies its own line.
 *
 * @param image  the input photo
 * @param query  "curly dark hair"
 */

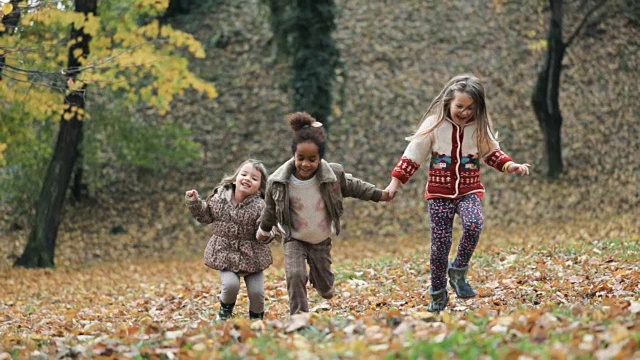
xmin=286 ymin=112 xmax=327 ymax=158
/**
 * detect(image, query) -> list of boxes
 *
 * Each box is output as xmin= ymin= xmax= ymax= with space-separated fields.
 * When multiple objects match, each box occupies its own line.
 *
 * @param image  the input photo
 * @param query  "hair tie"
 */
xmin=303 ymin=121 xmax=322 ymax=128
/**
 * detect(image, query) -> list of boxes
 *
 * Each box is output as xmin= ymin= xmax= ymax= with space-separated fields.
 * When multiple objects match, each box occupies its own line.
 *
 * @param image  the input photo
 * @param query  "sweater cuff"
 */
xmin=485 ymin=149 xmax=513 ymax=172
xmin=391 ymin=157 xmax=420 ymax=184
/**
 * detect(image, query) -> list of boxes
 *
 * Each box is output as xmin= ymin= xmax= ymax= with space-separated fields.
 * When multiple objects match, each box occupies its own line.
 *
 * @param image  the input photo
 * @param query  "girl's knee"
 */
xmin=462 ymin=217 xmax=483 ymax=233
xmin=222 ymin=280 xmax=241 ymax=294
xmin=247 ymin=288 xmax=265 ymax=303
xmin=286 ymin=268 xmax=308 ymax=284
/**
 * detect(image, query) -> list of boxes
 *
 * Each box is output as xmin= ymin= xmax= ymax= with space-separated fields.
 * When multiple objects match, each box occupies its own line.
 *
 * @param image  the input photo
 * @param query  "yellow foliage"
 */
xmin=0 ymin=142 xmax=7 ymax=165
xmin=0 ymin=0 xmax=217 ymax=127
xmin=73 ymin=48 xmax=84 ymax=60
xmin=528 ymin=39 xmax=548 ymax=52
xmin=1 ymin=3 xmax=13 ymax=17
xmin=82 ymin=13 xmax=100 ymax=37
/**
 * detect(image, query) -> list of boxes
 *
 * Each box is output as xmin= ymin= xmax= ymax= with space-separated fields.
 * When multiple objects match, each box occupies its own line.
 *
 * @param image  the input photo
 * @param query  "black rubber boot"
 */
xmin=448 ymin=264 xmax=477 ymax=298
xmin=249 ymin=311 xmax=264 ymax=320
xmin=427 ymin=287 xmax=449 ymax=313
xmin=217 ymin=301 xmax=235 ymax=321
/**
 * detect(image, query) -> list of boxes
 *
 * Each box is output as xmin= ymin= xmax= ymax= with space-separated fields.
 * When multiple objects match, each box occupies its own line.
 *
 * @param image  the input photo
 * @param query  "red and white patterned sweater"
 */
xmin=392 ymin=116 xmax=513 ymax=199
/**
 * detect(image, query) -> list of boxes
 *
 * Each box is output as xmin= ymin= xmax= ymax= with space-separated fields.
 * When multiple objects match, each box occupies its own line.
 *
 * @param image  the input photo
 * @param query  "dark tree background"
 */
xmin=265 ymin=0 xmax=339 ymax=130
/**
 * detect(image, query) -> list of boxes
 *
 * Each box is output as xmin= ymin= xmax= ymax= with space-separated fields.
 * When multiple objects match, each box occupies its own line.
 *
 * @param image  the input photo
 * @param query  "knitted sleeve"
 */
xmin=391 ymin=119 xmax=435 ymax=184
xmin=479 ymin=135 xmax=513 ymax=172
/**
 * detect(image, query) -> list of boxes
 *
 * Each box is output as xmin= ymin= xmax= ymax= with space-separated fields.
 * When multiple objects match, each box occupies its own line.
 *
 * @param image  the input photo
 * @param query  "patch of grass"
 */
xmin=358 ymin=257 xmax=402 ymax=272
xmin=403 ymin=331 xmax=501 ymax=359
xmin=246 ymin=336 xmax=292 ymax=359
xmin=298 ymin=325 xmax=332 ymax=343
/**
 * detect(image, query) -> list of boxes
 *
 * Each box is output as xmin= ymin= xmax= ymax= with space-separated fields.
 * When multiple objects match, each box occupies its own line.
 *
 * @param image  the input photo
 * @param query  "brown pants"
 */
xmin=284 ymin=238 xmax=334 ymax=315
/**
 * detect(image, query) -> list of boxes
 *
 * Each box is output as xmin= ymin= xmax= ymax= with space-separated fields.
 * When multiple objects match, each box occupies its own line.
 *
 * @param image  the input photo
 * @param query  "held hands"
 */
xmin=383 ymin=177 xmax=402 ymax=201
xmin=185 ymin=189 xmax=199 ymax=201
xmin=507 ymin=163 xmax=531 ymax=176
xmin=256 ymin=227 xmax=272 ymax=242
xmin=380 ymin=190 xmax=395 ymax=202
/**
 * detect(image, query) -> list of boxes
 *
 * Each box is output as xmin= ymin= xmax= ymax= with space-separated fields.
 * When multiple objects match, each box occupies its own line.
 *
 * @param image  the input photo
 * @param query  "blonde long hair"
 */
xmin=407 ymin=74 xmax=498 ymax=149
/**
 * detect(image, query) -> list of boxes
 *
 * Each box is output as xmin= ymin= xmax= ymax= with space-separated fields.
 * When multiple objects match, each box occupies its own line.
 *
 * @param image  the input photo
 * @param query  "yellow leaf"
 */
xmin=73 ymin=48 xmax=84 ymax=59
xmin=528 ymin=39 xmax=548 ymax=52
xmin=1 ymin=3 xmax=13 ymax=16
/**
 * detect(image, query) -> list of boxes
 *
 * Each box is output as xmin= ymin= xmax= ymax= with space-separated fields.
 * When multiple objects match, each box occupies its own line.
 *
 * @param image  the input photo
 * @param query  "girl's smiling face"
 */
xmin=294 ymin=141 xmax=321 ymax=180
xmin=234 ymin=163 xmax=262 ymax=201
xmin=449 ymin=91 xmax=476 ymax=125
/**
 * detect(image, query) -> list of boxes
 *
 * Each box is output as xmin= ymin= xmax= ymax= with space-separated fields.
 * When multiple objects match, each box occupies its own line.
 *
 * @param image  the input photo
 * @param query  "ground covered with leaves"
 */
xmin=1 ymin=215 xmax=638 ymax=359
xmin=1 ymin=0 xmax=638 ymax=358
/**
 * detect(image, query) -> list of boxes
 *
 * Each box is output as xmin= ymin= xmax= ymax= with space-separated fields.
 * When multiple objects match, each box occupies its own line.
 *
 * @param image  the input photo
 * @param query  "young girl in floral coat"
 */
xmin=185 ymin=159 xmax=275 ymax=320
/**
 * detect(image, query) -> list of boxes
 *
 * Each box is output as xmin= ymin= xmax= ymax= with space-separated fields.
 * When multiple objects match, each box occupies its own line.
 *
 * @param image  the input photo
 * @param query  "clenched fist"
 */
xmin=185 ymin=189 xmax=199 ymax=201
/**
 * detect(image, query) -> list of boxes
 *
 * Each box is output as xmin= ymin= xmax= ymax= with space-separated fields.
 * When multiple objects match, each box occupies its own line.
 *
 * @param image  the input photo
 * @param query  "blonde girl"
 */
xmin=386 ymin=74 xmax=530 ymax=312
xmin=186 ymin=159 xmax=275 ymax=320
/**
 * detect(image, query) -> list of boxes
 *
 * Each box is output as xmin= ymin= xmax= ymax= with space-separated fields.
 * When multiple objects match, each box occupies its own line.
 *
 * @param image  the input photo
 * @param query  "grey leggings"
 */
xmin=218 ymin=271 xmax=265 ymax=313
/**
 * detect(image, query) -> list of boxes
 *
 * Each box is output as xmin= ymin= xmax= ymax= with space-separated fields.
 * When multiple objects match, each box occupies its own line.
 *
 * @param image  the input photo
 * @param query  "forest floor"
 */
xmin=1 ymin=1 xmax=638 ymax=358
xmin=1 ymin=213 xmax=638 ymax=359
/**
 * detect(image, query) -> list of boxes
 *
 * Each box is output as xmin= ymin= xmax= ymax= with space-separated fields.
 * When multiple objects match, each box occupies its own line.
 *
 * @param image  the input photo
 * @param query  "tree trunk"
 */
xmin=14 ymin=119 xmax=83 ymax=268
xmin=532 ymin=0 xmax=566 ymax=179
xmin=14 ymin=0 xmax=96 ymax=268
xmin=71 ymin=128 xmax=88 ymax=202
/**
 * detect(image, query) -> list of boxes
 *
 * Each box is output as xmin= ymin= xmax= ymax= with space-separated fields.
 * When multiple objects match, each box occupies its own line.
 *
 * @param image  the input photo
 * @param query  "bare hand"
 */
xmin=383 ymin=177 xmax=401 ymax=201
xmin=508 ymin=163 xmax=531 ymax=176
xmin=185 ymin=189 xmax=199 ymax=201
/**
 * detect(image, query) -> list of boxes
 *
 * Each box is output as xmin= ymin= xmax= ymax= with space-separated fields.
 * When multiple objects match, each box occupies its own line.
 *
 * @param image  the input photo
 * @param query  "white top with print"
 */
xmin=289 ymin=174 xmax=332 ymax=244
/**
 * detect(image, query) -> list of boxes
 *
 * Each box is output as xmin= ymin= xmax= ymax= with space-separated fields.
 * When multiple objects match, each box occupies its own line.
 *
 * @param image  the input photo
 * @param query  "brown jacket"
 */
xmin=186 ymin=185 xmax=272 ymax=273
xmin=259 ymin=158 xmax=383 ymax=242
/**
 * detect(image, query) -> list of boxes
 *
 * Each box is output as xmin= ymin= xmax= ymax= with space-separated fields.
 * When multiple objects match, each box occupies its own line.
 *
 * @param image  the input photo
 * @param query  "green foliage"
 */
xmin=0 ymin=105 xmax=56 ymax=228
xmin=82 ymin=99 xmax=201 ymax=184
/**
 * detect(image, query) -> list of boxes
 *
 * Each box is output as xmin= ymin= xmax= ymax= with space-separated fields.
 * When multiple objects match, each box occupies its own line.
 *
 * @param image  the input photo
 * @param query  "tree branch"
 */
xmin=565 ymin=0 xmax=608 ymax=48
xmin=0 ymin=39 xmax=170 ymax=90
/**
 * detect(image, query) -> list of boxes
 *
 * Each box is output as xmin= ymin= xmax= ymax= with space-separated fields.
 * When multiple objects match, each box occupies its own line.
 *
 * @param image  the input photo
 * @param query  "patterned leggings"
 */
xmin=428 ymin=193 xmax=483 ymax=291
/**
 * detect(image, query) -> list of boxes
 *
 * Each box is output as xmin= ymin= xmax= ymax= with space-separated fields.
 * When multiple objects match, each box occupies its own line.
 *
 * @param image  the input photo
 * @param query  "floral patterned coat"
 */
xmin=186 ymin=185 xmax=272 ymax=273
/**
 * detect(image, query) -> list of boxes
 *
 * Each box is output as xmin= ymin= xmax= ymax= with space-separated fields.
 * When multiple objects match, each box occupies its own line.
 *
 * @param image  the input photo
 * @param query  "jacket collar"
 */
xmin=270 ymin=158 xmax=337 ymax=184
